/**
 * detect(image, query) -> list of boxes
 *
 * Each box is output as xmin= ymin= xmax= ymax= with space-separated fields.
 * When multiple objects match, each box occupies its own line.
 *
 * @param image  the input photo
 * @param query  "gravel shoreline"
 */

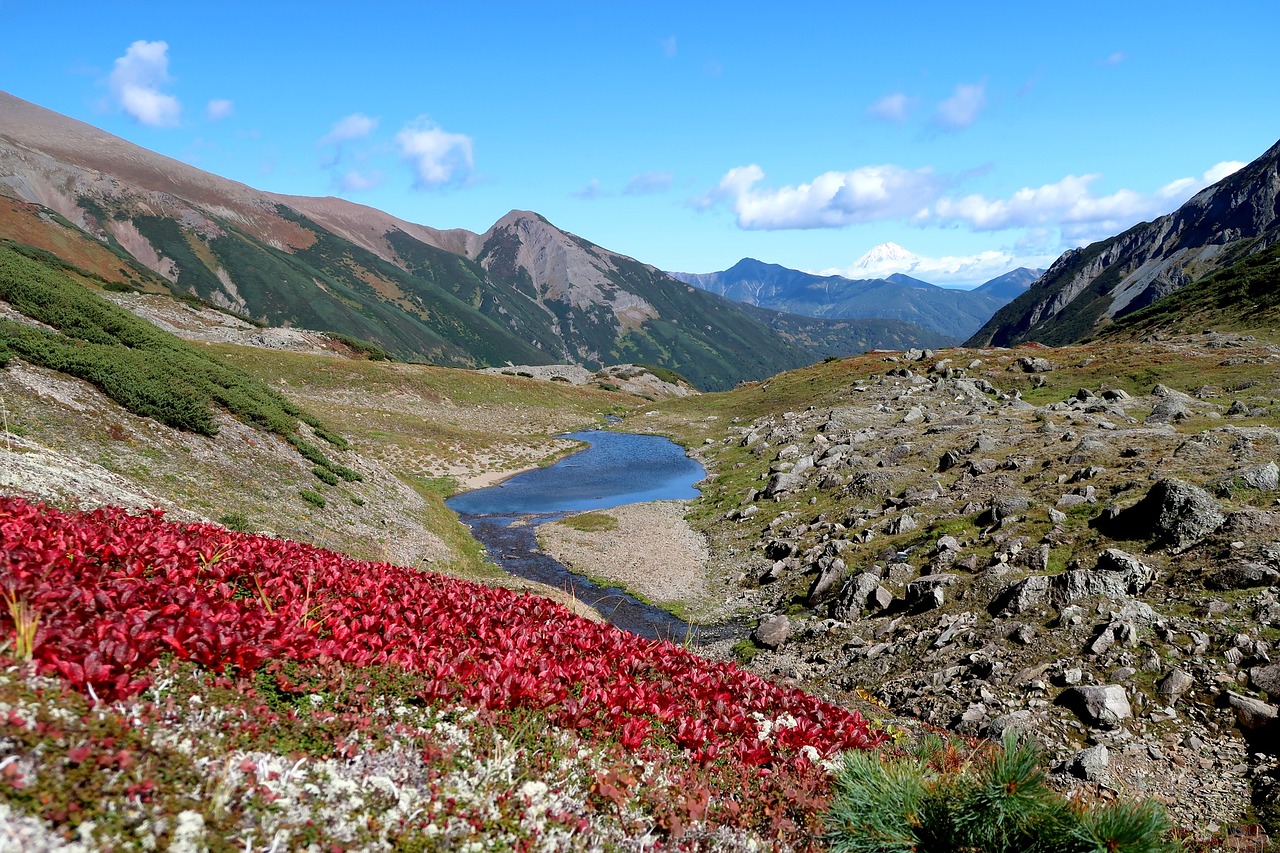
xmin=536 ymin=501 xmax=713 ymax=616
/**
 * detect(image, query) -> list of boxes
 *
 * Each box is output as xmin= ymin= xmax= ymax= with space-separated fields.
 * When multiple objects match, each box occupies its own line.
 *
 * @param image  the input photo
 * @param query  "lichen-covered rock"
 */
xmin=1108 ymin=478 xmax=1226 ymax=549
xmin=992 ymin=575 xmax=1051 ymax=615
xmin=1069 ymin=744 xmax=1110 ymax=781
xmin=1205 ymin=562 xmax=1280 ymax=590
xmin=1159 ymin=668 xmax=1196 ymax=700
xmin=906 ymin=573 xmax=957 ymax=611
xmin=1058 ymin=684 xmax=1132 ymax=728
xmin=753 ymin=614 xmax=791 ymax=649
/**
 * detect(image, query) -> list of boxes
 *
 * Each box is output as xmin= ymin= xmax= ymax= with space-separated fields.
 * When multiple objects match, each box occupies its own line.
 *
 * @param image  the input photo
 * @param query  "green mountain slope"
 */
xmin=0 ymin=90 xmax=944 ymax=391
xmin=1100 ymin=240 xmax=1280 ymax=341
xmin=967 ymin=137 xmax=1280 ymax=347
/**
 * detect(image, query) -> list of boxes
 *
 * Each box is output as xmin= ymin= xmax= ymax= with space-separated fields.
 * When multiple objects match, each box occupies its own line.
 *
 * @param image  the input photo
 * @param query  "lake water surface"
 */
xmin=446 ymin=430 xmax=734 ymax=642
xmin=446 ymin=430 xmax=704 ymax=515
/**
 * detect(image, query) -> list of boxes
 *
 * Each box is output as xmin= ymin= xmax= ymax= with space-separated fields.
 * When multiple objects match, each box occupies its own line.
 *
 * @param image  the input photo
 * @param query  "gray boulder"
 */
xmin=906 ymin=574 xmax=957 ymax=611
xmin=1240 ymin=461 xmax=1280 ymax=491
xmin=1205 ymin=562 xmax=1280 ymax=590
xmin=1107 ymin=478 xmax=1225 ymax=550
xmin=993 ymin=575 xmax=1051 ymax=615
xmin=1251 ymin=664 xmax=1280 ymax=699
xmin=831 ymin=572 xmax=889 ymax=620
xmin=1069 ymin=744 xmax=1111 ymax=781
xmin=1226 ymin=691 xmax=1279 ymax=732
xmin=1046 ymin=549 xmax=1156 ymax=608
xmin=807 ymin=558 xmax=847 ymax=606
xmin=1015 ymin=356 xmax=1054 ymax=373
xmin=1059 ymin=684 xmax=1132 ymax=728
xmin=1145 ymin=398 xmax=1190 ymax=424
xmin=753 ymin=615 xmax=791 ymax=649
xmin=1159 ymin=668 xmax=1196 ymax=700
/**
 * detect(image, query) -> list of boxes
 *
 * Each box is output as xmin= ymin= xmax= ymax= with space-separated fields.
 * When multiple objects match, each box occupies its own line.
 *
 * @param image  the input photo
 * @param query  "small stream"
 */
xmin=447 ymin=430 xmax=740 ymax=644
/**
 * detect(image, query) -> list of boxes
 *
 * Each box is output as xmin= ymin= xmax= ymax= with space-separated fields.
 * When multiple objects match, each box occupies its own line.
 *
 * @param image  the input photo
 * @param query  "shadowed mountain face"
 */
xmin=669 ymin=258 xmax=1038 ymax=340
xmin=0 ymin=90 xmax=948 ymax=391
xmin=968 ymin=138 xmax=1280 ymax=348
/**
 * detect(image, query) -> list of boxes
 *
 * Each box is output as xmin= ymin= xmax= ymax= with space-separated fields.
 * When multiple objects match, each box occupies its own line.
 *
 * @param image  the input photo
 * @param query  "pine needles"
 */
xmin=824 ymin=731 xmax=1182 ymax=853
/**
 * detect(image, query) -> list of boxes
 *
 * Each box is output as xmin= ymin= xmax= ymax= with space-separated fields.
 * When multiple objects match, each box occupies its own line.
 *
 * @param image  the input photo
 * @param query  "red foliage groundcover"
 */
xmin=0 ymin=496 xmax=884 ymax=769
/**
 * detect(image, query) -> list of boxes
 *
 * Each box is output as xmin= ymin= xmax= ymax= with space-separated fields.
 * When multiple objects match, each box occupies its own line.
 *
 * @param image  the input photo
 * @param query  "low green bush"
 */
xmin=298 ymin=489 xmax=326 ymax=509
xmin=312 ymin=467 xmax=339 ymax=486
xmin=217 ymin=511 xmax=252 ymax=532
xmin=824 ymin=731 xmax=1180 ymax=853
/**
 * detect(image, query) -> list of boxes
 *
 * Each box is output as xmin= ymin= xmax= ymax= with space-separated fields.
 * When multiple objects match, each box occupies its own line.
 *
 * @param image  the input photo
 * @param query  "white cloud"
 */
xmin=573 ymin=178 xmax=604 ymax=200
xmin=820 ymin=247 xmax=1051 ymax=288
xmin=934 ymin=81 xmax=986 ymax=130
xmin=109 ymin=40 xmax=181 ymax=127
xmin=206 ymin=99 xmax=234 ymax=121
xmin=1101 ymin=51 xmax=1127 ymax=66
xmin=1203 ymin=160 xmax=1246 ymax=183
xmin=337 ymin=170 xmax=384 ymax=192
xmin=395 ymin=119 xmax=474 ymax=189
xmin=927 ymin=161 xmax=1247 ymax=244
xmin=660 ymin=35 xmax=677 ymax=58
xmin=867 ymin=92 xmax=911 ymax=124
xmin=320 ymin=113 xmax=378 ymax=146
xmin=623 ymin=170 xmax=674 ymax=195
xmin=696 ymin=163 xmax=944 ymax=230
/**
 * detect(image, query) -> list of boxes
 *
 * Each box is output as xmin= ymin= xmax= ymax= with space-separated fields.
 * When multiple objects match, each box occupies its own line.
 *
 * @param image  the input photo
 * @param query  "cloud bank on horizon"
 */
xmin=42 ymin=7 xmax=1274 ymax=289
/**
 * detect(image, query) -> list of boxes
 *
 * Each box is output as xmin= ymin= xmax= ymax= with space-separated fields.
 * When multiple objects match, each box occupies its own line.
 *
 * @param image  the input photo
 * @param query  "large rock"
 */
xmin=906 ymin=574 xmax=957 ymax=611
xmin=807 ymin=558 xmax=846 ymax=606
xmin=1159 ymin=668 xmax=1196 ymax=701
xmin=1226 ymin=691 xmax=1279 ymax=732
xmin=992 ymin=575 xmax=1051 ymax=615
xmin=1014 ymin=356 xmax=1054 ymax=373
xmin=999 ymin=549 xmax=1157 ymax=612
xmin=1069 ymin=744 xmax=1110 ymax=781
xmin=1251 ymin=664 xmax=1280 ymax=700
xmin=753 ymin=615 xmax=791 ymax=649
xmin=1238 ymin=461 xmax=1280 ymax=492
xmin=831 ymin=572 xmax=888 ymax=619
xmin=1105 ymin=478 xmax=1225 ymax=550
xmin=1205 ymin=562 xmax=1280 ymax=590
xmin=1058 ymin=684 xmax=1132 ymax=728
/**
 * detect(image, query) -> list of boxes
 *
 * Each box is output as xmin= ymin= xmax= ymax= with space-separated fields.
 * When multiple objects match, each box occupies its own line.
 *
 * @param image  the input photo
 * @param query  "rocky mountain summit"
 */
xmin=0 ymin=89 xmax=941 ymax=390
xmin=669 ymin=257 xmax=1036 ymax=340
xmin=969 ymin=137 xmax=1280 ymax=347
xmin=656 ymin=335 xmax=1280 ymax=835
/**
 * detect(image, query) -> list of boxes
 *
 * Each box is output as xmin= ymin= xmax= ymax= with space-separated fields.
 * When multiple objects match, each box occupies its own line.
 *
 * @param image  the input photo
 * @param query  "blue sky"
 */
xmin=2 ymin=1 xmax=1277 ymax=285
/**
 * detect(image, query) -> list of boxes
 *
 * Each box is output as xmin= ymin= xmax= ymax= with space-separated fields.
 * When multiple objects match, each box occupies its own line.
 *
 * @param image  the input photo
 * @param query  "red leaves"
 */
xmin=0 ymin=496 xmax=886 ymax=778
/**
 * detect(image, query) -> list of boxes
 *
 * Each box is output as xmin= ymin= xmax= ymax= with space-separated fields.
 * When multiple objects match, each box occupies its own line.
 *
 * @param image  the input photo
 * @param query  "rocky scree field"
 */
xmin=635 ymin=335 xmax=1280 ymax=844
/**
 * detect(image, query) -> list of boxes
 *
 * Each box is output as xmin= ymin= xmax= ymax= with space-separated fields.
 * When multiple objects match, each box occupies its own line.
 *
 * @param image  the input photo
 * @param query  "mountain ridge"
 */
xmin=668 ymin=258 xmax=1039 ymax=340
xmin=0 ymin=90 xmax=944 ymax=391
xmin=967 ymin=137 xmax=1280 ymax=347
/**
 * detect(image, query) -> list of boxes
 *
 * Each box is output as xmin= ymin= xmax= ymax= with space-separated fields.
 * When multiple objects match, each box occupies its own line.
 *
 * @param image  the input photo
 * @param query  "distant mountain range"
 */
xmin=0 ymin=90 xmax=947 ymax=391
xmin=968 ymin=137 xmax=1280 ymax=347
xmin=668 ymin=259 xmax=1042 ymax=340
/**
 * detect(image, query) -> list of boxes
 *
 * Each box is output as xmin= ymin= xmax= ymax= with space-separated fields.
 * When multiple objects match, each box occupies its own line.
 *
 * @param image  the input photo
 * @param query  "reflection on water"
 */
xmin=446 ymin=430 xmax=704 ymax=515
xmin=446 ymin=430 xmax=740 ymax=644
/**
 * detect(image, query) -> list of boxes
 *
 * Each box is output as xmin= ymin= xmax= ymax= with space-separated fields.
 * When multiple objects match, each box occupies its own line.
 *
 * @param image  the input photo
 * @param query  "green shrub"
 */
xmin=326 ymin=332 xmax=390 ymax=361
xmin=731 ymin=638 xmax=762 ymax=665
xmin=298 ymin=489 xmax=326 ymax=509
xmin=0 ymin=246 xmax=340 ymax=459
xmin=328 ymin=464 xmax=363 ymax=482
xmin=634 ymin=363 xmax=690 ymax=386
xmin=824 ymin=731 xmax=1180 ymax=853
xmin=217 ymin=511 xmax=252 ymax=532
xmin=312 ymin=466 xmax=339 ymax=486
